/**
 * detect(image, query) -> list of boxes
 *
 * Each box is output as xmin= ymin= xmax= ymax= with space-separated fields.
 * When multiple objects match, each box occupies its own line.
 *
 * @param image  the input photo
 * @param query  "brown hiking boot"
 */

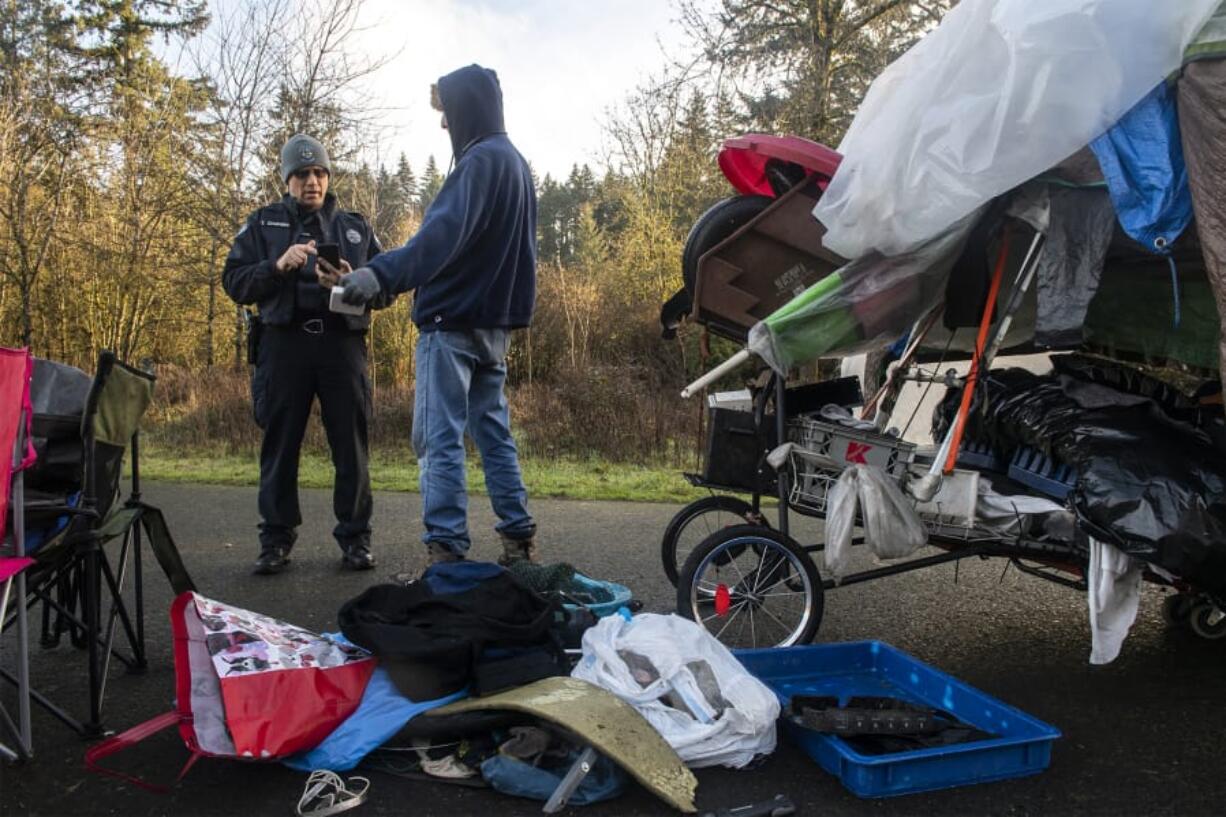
xmin=427 ymin=542 xmax=463 ymax=564
xmin=498 ymin=534 xmax=538 ymax=566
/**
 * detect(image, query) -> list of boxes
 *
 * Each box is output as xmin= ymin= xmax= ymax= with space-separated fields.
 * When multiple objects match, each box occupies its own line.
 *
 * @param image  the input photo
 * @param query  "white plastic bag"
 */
xmin=811 ymin=0 xmax=1220 ymax=260
xmin=824 ymin=465 xmax=927 ymax=581
xmin=570 ymin=613 xmax=779 ymax=769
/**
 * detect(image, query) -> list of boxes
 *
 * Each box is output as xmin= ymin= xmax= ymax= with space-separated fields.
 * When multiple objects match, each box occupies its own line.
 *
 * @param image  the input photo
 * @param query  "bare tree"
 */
xmin=260 ymin=0 xmax=397 ymax=200
xmin=190 ymin=0 xmax=290 ymax=366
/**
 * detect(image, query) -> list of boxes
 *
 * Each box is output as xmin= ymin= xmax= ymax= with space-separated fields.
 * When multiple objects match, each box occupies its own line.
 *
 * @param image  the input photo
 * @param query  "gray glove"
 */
xmin=339 ymin=266 xmax=383 ymax=305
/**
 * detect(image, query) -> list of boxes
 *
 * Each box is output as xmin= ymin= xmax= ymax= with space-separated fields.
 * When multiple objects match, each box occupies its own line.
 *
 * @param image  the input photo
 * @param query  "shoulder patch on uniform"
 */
xmin=235 ymin=223 xmax=249 ymax=238
xmin=346 ymin=228 xmax=362 ymax=244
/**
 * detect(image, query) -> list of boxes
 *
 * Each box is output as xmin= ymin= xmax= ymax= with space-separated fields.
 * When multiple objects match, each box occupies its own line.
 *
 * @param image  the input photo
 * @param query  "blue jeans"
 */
xmin=413 ymin=329 xmax=535 ymax=555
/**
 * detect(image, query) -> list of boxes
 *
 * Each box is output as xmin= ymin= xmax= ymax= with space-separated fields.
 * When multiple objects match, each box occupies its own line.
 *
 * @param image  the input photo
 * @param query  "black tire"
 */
xmin=681 ymin=195 xmax=774 ymax=295
xmin=676 ymin=524 xmax=823 ymax=648
xmin=1162 ymin=593 xmax=1195 ymax=627
xmin=661 ymin=495 xmax=767 ymax=587
xmin=1188 ymin=603 xmax=1226 ymax=640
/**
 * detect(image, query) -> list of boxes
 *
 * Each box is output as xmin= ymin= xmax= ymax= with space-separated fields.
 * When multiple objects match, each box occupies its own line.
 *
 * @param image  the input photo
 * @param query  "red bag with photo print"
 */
xmin=87 ymin=591 xmax=375 ymax=790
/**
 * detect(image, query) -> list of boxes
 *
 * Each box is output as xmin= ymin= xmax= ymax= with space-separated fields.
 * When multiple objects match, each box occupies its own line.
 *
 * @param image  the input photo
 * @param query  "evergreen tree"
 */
xmin=418 ymin=154 xmax=444 ymax=213
xmin=395 ymin=152 xmax=417 ymax=214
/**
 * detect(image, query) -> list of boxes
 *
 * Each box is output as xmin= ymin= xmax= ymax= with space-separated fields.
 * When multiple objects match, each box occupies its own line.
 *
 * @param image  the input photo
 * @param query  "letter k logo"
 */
xmin=845 ymin=442 xmax=871 ymax=464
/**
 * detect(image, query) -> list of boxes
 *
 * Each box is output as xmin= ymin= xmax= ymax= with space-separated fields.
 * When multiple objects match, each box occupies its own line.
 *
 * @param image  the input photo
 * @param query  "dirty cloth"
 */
xmin=975 ymin=478 xmax=1074 ymax=541
xmin=481 ymin=748 xmax=627 ymax=806
xmin=1087 ymin=538 xmax=1145 ymax=665
xmin=1178 ymin=57 xmax=1226 ymax=395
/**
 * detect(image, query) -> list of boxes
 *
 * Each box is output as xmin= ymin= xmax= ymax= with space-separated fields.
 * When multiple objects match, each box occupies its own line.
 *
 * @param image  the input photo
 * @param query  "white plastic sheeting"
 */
xmin=811 ymin=0 xmax=1221 ymax=260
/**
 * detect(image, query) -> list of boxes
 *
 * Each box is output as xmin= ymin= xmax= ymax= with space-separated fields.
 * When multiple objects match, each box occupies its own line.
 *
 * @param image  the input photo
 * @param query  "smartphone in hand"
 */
xmin=316 ymin=242 xmax=341 ymax=270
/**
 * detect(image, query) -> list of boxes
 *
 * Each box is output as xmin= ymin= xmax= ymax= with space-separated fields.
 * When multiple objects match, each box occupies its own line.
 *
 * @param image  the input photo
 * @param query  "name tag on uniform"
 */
xmin=262 ymin=220 xmax=291 ymax=228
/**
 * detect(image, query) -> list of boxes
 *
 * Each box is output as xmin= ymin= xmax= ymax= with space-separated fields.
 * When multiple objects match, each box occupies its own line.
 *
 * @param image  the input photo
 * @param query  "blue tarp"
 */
xmin=1090 ymin=82 xmax=1194 ymax=252
xmin=284 ymin=636 xmax=466 ymax=772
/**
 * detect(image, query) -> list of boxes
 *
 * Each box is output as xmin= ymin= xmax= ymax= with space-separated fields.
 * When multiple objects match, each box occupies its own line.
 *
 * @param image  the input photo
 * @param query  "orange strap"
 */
xmin=943 ymin=231 xmax=1011 ymax=474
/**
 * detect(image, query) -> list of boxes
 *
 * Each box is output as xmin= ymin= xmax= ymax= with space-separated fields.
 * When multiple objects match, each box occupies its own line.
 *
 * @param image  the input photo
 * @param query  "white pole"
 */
xmin=680 ymin=349 xmax=752 ymax=399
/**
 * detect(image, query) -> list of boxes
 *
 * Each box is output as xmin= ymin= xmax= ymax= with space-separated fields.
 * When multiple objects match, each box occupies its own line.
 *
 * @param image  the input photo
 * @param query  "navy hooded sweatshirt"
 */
xmin=367 ymin=65 xmax=537 ymax=331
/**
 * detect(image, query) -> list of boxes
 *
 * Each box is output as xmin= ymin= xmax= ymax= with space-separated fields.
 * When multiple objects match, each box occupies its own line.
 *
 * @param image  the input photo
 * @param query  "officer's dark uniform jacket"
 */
xmin=222 ymin=191 xmax=388 ymax=556
xmin=223 ymin=192 xmax=392 ymax=329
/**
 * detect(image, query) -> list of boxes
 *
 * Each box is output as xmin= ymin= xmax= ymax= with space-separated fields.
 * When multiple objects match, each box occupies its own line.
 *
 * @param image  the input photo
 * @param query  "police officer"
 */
xmin=223 ymin=134 xmax=391 ymax=575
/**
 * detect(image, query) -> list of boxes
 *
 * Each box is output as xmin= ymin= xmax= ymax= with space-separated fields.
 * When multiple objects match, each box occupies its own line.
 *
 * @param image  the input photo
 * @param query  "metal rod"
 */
xmin=910 ymin=231 xmax=1046 ymax=501
xmin=543 ymin=745 xmax=599 ymax=813
xmin=131 ymin=431 xmax=145 ymax=661
xmin=823 ymin=545 xmax=992 ymax=589
xmin=0 ymin=666 xmax=87 ymax=735
xmin=775 ymin=373 xmax=790 ymax=537
xmin=15 ymin=411 xmax=31 ymax=754
xmin=681 ymin=348 xmax=751 ymax=399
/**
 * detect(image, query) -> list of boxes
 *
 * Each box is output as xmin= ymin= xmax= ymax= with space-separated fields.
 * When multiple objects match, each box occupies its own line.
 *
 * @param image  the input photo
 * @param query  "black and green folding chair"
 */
xmin=2 ymin=350 xmax=195 ymax=738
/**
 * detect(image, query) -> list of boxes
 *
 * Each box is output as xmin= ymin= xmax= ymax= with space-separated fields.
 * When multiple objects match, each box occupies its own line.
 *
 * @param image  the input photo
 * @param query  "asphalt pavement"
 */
xmin=2 ymin=481 xmax=1224 ymax=816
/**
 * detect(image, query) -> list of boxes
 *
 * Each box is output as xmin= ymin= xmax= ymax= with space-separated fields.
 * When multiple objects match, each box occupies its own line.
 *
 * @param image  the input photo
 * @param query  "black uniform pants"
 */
xmin=252 ymin=322 xmax=372 ymax=553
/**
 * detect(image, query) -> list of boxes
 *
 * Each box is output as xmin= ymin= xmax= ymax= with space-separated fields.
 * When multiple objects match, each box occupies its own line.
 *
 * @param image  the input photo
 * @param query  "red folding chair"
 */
xmin=0 ymin=346 xmax=35 ymax=760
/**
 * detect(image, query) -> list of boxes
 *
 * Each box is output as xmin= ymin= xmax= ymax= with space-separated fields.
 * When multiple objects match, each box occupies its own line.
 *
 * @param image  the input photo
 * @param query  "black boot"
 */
xmin=342 ymin=543 xmax=376 ymax=571
xmin=253 ymin=546 xmax=291 ymax=575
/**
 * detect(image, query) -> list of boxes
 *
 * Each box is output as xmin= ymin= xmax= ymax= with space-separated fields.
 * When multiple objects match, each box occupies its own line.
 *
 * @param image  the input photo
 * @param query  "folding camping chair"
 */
xmin=0 ymin=346 xmax=35 ymax=760
xmin=0 ymin=350 xmax=194 ymax=738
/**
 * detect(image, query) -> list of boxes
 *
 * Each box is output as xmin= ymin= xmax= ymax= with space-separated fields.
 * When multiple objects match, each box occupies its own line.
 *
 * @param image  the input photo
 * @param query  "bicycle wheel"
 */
xmin=661 ymin=495 xmax=768 ymax=587
xmin=676 ymin=524 xmax=823 ymax=648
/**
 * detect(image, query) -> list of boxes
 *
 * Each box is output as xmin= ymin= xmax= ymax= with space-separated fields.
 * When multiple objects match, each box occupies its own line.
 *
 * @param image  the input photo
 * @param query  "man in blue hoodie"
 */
xmin=339 ymin=64 xmax=539 ymax=566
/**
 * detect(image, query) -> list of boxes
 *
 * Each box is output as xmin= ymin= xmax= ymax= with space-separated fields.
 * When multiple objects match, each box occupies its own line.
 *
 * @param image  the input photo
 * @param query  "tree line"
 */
xmin=0 ymin=0 xmax=949 ymax=454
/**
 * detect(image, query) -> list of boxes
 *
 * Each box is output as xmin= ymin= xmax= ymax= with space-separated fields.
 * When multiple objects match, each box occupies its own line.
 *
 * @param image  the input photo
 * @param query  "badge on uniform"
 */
xmin=346 ymin=228 xmax=362 ymax=245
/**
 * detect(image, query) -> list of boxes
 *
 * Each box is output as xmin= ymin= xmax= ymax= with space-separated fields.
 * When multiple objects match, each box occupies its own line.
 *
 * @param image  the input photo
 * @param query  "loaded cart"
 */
xmin=660 ymin=25 xmax=1226 ymax=655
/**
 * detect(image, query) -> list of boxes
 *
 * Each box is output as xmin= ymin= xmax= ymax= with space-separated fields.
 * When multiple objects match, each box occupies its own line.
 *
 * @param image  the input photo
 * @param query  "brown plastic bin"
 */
xmin=692 ymin=177 xmax=846 ymax=342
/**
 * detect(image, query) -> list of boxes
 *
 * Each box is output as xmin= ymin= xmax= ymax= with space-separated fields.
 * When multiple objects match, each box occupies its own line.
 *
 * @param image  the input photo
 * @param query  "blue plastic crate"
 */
xmin=735 ymin=642 xmax=1060 ymax=798
xmin=1007 ymin=447 xmax=1075 ymax=499
xmin=955 ymin=440 xmax=1003 ymax=472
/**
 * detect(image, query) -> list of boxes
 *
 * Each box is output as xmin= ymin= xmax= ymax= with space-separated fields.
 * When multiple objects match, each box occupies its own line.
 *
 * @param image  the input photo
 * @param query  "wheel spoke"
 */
xmin=701 ymin=599 xmax=746 ymax=624
xmin=755 ymin=570 xmax=802 ymax=597
xmin=713 ymin=601 xmax=749 ymax=640
xmin=756 ymin=590 xmax=809 ymax=601
xmin=757 ymin=603 xmax=796 ymax=641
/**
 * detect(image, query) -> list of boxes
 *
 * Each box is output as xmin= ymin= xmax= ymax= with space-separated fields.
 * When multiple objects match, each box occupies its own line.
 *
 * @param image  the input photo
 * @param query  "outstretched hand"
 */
xmin=339 ymin=267 xmax=382 ymax=305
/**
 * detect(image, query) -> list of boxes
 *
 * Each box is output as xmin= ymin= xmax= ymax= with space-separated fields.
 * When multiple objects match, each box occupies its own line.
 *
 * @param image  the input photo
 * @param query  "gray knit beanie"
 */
xmin=280 ymin=134 xmax=331 ymax=182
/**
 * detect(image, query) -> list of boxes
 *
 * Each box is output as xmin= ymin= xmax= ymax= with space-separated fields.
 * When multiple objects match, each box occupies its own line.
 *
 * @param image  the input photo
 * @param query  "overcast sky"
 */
xmin=352 ymin=0 xmax=690 ymax=180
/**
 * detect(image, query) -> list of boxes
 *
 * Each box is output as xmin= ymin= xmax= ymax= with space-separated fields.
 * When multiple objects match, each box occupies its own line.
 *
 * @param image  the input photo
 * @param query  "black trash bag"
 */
xmin=933 ymin=360 xmax=1226 ymax=595
xmin=1063 ymin=402 xmax=1226 ymax=595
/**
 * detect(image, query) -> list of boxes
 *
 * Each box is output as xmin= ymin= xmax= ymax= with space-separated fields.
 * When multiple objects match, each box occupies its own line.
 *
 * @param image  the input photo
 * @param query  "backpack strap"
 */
xmin=85 ymin=711 xmax=202 ymax=793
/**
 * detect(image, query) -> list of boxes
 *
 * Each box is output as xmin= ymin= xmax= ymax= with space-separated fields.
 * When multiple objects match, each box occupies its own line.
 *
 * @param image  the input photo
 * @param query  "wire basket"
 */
xmin=786 ymin=417 xmax=916 ymax=480
xmin=786 ymin=421 xmax=995 ymax=541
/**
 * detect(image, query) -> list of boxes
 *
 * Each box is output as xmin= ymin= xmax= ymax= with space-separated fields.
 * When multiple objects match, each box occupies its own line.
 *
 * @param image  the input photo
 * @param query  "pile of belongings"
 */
xmin=741 ymin=0 xmax=1226 ymax=398
xmin=932 ymin=354 xmax=1226 ymax=596
xmin=931 ymin=355 xmax=1225 ymax=664
xmin=89 ymin=564 xmax=700 ymax=813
